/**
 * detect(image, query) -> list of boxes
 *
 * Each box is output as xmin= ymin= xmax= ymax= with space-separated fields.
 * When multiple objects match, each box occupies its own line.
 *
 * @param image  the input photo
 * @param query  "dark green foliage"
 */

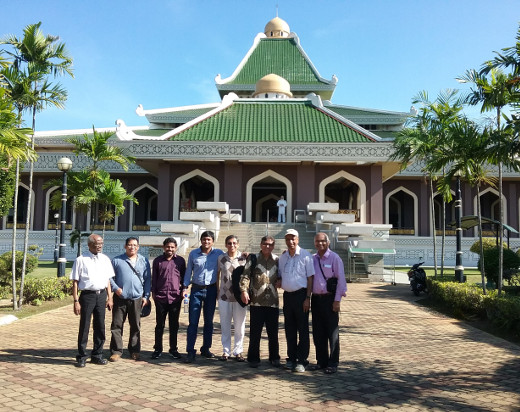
xmin=0 ymin=250 xmax=38 ymax=285
xmin=469 ymin=237 xmax=506 ymax=254
xmin=0 ymin=161 xmax=17 ymax=217
xmin=478 ymin=247 xmax=520 ymax=285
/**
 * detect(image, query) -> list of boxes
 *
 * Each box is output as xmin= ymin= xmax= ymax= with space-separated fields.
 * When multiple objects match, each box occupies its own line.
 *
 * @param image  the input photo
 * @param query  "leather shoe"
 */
xmin=75 ymin=359 xmax=86 ymax=368
xmin=184 ymin=353 xmax=196 ymax=363
xmin=109 ymin=354 xmax=120 ymax=362
xmin=90 ymin=357 xmax=108 ymax=365
xmin=200 ymin=349 xmax=215 ymax=359
xmin=131 ymin=353 xmax=140 ymax=361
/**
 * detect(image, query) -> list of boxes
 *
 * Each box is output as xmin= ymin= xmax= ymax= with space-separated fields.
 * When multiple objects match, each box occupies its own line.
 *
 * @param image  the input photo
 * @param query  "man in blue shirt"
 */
xmin=109 ymin=237 xmax=151 ymax=362
xmin=183 ymin=231 xmax=224 ymax=363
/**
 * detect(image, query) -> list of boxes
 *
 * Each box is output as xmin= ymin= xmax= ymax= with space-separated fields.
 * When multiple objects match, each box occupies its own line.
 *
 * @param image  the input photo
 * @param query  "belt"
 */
xmin=312 ymin=293 xmax=332 ymax=298
xmin=284 ymin=288 xmax=306 ymax=294
xmin=191 ymin=283 xmax=216 ymax=290
xmin=81 ymin=289 xmax=106 ymax=295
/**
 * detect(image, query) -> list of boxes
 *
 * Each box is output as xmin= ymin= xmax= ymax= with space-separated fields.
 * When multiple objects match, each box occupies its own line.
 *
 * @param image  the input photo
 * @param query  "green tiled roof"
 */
xmin=328 ymin=106 xmax=408 ymax=123
xmin=228 ymin=39 xmax=326 ymax=85
xmin=168 ymin=101 xmax=374 ymax=143
xmin=134 ymin=129 xmax=170 ymax=137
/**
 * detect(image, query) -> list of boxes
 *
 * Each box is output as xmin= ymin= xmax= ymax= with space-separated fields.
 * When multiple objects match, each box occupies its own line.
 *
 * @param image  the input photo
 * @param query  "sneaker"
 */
xmin=284 ymin=360 xmax=295 ymax=370
xmin=184 ymin=352 xmax=196 ymax=363
xmin=151 ymin=351 xmax=162 ymax=360
xmin=131 ymin=353 xmax=140 ymax=361
xmin=200 ymin=349 xmax=215 ymax=359
xmin=293 ymin=363 xmax=306 ymax=373
xmin=169 ymin=350 xmax=182 ymax=359
xmin=109 ymin=354 xmax=120 ymax=362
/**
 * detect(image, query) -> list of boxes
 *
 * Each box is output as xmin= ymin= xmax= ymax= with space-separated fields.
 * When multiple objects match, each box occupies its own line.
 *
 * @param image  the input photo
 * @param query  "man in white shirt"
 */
xmin=278 ymin=229 xmax=314 ymax=372
xmin=276 ymin=196 xmax=287 ymax=223
xmin=71 ymin=234 xmax=115 ymax=367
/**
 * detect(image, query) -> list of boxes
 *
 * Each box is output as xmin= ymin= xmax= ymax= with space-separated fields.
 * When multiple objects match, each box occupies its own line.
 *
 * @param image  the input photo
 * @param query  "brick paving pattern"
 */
xmin=0 ymin=283 xmax=519 ymax=411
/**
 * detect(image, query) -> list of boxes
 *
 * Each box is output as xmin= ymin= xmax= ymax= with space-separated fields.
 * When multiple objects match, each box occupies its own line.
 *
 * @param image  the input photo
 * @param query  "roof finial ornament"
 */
xmin=276 ymin=4 xmax=278 ymax=17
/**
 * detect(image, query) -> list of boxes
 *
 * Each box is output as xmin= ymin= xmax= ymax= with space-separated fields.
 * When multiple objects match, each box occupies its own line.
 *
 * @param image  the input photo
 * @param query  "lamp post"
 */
xmin=454 ymin=175 xmax=465 ymax=282
xmin=57 ymin=157 xmax=72 ymax=277
xmin=53 ymin=213 xmax=59 ymax=263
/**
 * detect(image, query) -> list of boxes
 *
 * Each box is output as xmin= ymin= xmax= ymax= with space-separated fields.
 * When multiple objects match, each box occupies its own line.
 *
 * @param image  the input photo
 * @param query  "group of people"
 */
xmin=71 ymin=228 xmax=347 ymax=374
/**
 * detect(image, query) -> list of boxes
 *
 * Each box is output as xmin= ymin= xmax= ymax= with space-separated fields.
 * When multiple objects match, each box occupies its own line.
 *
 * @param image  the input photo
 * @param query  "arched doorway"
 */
xmin=246 ymin=170 xmax=292 ymax=223
xmin=386 ymin=187 xmax=417 ymax=235
xmin=319 ymin=171 xmax=365 ymax=223
xmin=130 ymin=184 xmax=158 ymax=231
xmin=173 ymin=169 xmax=219 ymax=220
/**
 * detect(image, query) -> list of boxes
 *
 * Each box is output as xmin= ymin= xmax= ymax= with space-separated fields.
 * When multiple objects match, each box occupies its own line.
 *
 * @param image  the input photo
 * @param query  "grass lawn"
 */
xmin=396 ymin=267 xmax=484 ymax=285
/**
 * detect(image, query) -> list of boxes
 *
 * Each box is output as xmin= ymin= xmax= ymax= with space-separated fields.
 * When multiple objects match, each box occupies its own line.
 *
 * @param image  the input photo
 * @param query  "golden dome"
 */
xmin=254 ymin=74 xmax=293 ymax=98
xmin=264 ymin=17 xmax=290 ymax=38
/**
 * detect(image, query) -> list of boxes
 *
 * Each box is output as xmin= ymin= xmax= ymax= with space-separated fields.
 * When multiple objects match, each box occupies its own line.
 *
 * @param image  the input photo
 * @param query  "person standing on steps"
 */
xmin=277 ymin=195 xmax=287 ymax=223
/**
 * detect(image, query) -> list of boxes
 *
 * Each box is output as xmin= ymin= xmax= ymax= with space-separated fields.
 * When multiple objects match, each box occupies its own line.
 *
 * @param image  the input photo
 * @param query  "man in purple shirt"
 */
xmin=308 ymin=232 xmax=347 ymax=374
xmin=150 ymin=237 xmax=186 ymax=360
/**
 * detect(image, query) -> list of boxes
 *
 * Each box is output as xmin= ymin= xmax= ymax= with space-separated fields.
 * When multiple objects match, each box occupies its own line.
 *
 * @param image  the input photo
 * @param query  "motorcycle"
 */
xmin=407 ymin=261 xmax=427 ymax=296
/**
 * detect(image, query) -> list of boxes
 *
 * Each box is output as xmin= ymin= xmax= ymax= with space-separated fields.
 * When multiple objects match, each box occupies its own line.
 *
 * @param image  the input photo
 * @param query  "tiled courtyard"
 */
xmin=1 ymin=283 xmax=519 ymax=411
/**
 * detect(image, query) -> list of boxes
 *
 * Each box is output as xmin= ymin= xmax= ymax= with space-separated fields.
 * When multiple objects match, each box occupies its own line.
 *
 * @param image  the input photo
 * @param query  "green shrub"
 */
xmin=478 ymin=247 xmax=520 ymax=285
xmin=470 ymin=237 xmax=506 ymax=254
xmin=426 ymin=279 xmax=495 ymax=317
xmin=483 ymin=294 xmax=520 ymax=332
xmin=23 ymin=277 xmax=73 ymax=303
xmin=428 ymin=279 xmax=519 ymax=337
xmin=0 ymin=251 xmax=39 ymax=286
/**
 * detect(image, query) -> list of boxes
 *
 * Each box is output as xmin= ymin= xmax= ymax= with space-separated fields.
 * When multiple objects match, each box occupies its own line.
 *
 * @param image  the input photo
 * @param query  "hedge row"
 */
xmin=426 ymin=278 xmax=520 ymax=336
xmin=0 ymin=277 xmax=73 ymax=305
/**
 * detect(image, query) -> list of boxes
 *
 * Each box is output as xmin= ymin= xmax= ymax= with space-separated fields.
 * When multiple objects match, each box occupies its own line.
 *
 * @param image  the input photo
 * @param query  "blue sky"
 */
xmin=2 ymin=0 xmax=519 ymax=131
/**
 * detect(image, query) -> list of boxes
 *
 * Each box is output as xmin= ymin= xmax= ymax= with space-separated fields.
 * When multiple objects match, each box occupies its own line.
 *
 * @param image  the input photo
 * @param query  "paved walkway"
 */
xmin=0 ymin=283 xmax=519 ymax=411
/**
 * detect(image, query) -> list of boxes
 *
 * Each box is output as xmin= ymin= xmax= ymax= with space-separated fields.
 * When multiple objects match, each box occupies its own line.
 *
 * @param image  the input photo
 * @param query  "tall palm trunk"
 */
xmin=10 ymin=159 xmax=20 ymax=310
xmin=19 ymin=106 xmax=36 ymax=306
xmin=440 ymin=198 xmax=446 ymax=278
xmin=430 ymin=176 xmax=438 ymax=277
xmin=497 ymin=108 xmax=504 ymax=296
xmin=476 ymin=184 xmax=486 ymax=294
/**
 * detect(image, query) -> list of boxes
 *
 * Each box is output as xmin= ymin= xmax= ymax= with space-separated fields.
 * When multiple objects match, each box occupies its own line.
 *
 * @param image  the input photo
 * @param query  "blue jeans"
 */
xmin=186 ymin=284 xmax=217 ymax=355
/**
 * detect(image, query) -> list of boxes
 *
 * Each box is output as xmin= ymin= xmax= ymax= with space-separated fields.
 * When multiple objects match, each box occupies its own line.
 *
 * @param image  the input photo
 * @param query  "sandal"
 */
xmin=308 ymin=364 xmax=324 ymax=371
xmin=219 ymin=354 xmax=229 ymax=361
xmin=235 ymin=354 xmax=245 ymax=362
xmin=324 ymin=366 xmax=337 ymax=374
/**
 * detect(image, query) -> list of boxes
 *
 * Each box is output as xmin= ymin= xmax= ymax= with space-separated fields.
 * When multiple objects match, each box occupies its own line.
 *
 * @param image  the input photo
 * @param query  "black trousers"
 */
xmin=283 ymin=288 xmax=309 ymax=365
xmin=247 ymin=306 xmax=280 ymax=363
xmin=311 ymin=293 xmax=340 ymax=368
xmin=153 ymin=299 xmax=182 ymax=353
xmin=110 ymin=294 xmax=142 ymax=356
xmin=77 ymin=289 xmax=107 ymax=361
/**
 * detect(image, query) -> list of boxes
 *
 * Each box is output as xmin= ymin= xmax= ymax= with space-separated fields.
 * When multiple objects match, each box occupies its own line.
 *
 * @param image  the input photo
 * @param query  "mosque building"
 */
xmin=4 ymin=16 xmax=517 ymax=270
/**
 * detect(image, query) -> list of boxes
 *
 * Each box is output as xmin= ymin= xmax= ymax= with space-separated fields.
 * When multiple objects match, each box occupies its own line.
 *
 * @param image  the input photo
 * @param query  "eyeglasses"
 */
xmin=262 ymin=243 xmax=274 ymax=247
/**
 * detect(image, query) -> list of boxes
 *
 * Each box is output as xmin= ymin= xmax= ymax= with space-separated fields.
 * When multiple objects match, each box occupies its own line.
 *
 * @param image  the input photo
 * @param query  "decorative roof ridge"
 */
xmin=161 ymin=93 xmax=239 ymax=140
xmin=34 ymin=125 xmax=147 ymax=138
xmin=323 ymin=101 xmax=412 ymax=117
xmin=215 ymin=33 xmax=337 ymax=87
xmin=135 ymin=102 xmax=220 ymax=117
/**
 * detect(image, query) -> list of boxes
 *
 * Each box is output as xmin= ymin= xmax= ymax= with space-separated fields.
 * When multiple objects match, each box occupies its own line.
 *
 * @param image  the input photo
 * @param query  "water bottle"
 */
xmin=183 ymin=294 xmax=189 ymax=313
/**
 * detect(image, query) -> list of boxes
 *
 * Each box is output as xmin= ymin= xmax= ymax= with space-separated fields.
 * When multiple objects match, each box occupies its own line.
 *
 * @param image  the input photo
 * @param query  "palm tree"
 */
xmin=1 ymin=22 xmax=73 ymax=305
xmin=0 ymin=88 xmax=35 ymax=310
xmin=391 ymin=90 xmax=465 ymax=278
xmin=429 ymin=118 xmax=496 ymax=292
xmin=458 ymin=68 xmax=517 ymax=294
xmin=67 ymin=126 xmax=135 ymax=229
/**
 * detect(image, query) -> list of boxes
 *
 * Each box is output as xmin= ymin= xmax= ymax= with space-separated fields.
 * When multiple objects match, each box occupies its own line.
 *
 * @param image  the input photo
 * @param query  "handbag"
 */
xmin=125 ymin=260 xmax=151 ymax=317
xmin=318 ymin=259 xmax=338 ymax=294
